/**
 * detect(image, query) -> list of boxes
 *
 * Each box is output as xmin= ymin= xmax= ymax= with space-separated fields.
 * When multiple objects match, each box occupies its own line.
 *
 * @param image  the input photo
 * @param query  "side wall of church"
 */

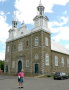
xmin=51 ymin=50 xmax=69 ymax=74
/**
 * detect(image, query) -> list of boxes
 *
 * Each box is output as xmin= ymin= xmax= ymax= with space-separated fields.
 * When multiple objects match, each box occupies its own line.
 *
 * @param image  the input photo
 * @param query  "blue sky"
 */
xmin=0 ymin=0 xmax=69 ymax=60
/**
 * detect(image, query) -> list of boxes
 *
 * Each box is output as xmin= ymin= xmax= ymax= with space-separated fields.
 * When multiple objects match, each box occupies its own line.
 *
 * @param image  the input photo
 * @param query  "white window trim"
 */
xmin=35 ymin=54 xmax=39 ymax=60
xmin=61 ymin=57 xmax=64 ymax=67
xmin=26 ymin=60 xmax=29 ymax=67
xmin=45 ymin=54 xmax=49 ymax=66
xmin=18 ymin=42 xmax=23 ymax=51
xmin=35 ymin=37 xmax=39 ymax=46
xmin=12 ymin=61 xmax=15 ymax=68
xmin=7 ymin=46 xmax=10 ymax=52
xmin=45 ymin=37 xmax=48 ymax=46
xmin=55 ymin=56 xmax=58 ymax=66
xmin=67 ymin=58 xmax=69 ymax=67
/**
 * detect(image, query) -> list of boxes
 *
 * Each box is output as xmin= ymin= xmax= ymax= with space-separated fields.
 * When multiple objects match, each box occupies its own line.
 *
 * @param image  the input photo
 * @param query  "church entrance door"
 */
xmin=18 ymin=61 xmax=22 ymax=73
xmin=35 ymin=64 xmax=39 ymax=73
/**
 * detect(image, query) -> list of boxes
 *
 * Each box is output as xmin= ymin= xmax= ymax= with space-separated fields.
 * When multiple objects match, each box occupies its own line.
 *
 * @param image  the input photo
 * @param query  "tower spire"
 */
xmin=12 ymin=11 xmax=18 ymax=28
xmin=37 ymin=0 xmax=45 ymax=15
xmin=39 ymin=0 xmax=42 ymax=5
xmin=40 ymin=0 xmax=41 ymax=4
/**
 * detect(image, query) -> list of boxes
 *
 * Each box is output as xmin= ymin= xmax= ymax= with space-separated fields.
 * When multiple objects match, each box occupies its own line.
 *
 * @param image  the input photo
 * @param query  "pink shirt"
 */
xmin=18 ymin=72 xmax=24 ymax=78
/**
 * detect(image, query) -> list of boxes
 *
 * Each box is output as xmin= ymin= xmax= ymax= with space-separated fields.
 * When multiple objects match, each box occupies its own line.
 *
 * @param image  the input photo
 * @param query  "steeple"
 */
xmin=12 ymin=20 xmax=17 ymax=28
xmin=37 ymin=0 xmax=45 ymax=16
xmin=33 ymin=1 xmax=49 ymax=32
xmin=8 ymin=12 xmax=18 ymax=40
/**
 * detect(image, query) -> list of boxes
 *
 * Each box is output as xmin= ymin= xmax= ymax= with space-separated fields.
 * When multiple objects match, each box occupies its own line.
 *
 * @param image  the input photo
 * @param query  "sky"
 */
xmin=0 ymin=0 xmax=69 ymax=60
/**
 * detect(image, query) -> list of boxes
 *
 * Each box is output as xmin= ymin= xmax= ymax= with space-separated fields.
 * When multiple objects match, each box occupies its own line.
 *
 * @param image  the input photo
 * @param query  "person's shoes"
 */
xmin=18 ymin=87 xmax=21 ymax=88
xmin=21 ymin=87 xmax=24 ymax=88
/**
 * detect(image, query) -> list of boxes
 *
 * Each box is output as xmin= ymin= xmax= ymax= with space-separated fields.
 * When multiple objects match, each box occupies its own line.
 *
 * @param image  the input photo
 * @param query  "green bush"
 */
xmin=47 ymin=75 xmax=52 ymax=77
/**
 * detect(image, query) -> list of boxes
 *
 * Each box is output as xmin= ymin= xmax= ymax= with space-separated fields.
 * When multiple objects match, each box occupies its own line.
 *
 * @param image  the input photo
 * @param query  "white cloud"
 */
xmin=65 ymin=44 xmax=69 ymax=50
xmin=0 ymin=52 xmax=5 ymax=60
xmin=6 ymin=12 xmax=10 ymax=15
xmin=48 ymin=15 xmax=69 ymax=35
xmin=49 ymin=16 xmax=68 ymax=28
xmin=60 ymin=16 xmax=69 ymax=25
xmin=52 ymin=27 xmax=69 ymax=41
xmin=46 ymin=0 xmax=69 ymax=6
xmin=14 ymin=0 xmax=69 ymax=24
xmin=0 ymin=11 xmax=5 ymax=15
xmin=64 ymin=11 xmax=67 ymax=15
xmin=14 ymin=0 xmax=39 ymax=23
xmin=48 ymin=15 xmax=69 ymax=42
xmin=0 ymin=11 xmax=10 ymax=42
xmin=0 ymin=11 xmax=10 ymax=60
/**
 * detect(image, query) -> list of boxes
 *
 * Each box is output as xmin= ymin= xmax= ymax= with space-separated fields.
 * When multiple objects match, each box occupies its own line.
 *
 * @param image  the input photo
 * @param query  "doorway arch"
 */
xmin=18 ymin=61 xmax=22 ymax=73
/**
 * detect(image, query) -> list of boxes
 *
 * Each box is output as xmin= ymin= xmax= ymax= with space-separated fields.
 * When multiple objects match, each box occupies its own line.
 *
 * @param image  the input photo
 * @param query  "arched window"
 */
xmin=26 ymin=40 xmax=29 ymax=47
xmin=61 ymin=57 xmax=64 ymax=67
xmin=45 ymin=54 xmax=49 ymax=65
xmin=55 ymin=56 xmax=58 ymax=66
xmin=26 ymin=60 xmax=29 ymax=67
xmin=6 ymin=65 xmax=8 ymax=72
xmin=35 ymin=54 xmax=39 ymax=60
xmin=67 ymin=58 xmax=69 ymax=67
xmin=35 ymin=37 xmax=39 ymax=46
xmin=18 ymin=42 xmax=23 ymax=51
xmin=12 ymin=44 xmax=16 ymax=51
xmin=7 ymin=46 xmax=10 ymax=52
xmin=45 ymin=37 xmax=48 ymax=46
xmin=12 ymin=61 xmax=15 ymax=68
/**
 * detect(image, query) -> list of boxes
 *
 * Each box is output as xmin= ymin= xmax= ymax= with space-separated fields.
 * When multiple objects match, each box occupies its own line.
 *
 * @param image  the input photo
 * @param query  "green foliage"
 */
xmin=47 ymin=75 xmax=52 ymax=77
xmin=0 ymin=60 xmax=4 ymax=71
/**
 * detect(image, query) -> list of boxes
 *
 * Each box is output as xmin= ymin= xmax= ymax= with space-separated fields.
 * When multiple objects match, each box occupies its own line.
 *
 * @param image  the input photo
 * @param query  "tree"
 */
xmin=0 ymin=60 xmax=4 ymax=72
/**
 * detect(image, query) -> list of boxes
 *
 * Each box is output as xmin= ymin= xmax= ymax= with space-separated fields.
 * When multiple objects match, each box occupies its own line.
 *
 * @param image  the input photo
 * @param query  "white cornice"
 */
xmin=33 ymin=15 xmax=48 ymax=21
xmin=6 ymin=28 xmax=50 ymax=42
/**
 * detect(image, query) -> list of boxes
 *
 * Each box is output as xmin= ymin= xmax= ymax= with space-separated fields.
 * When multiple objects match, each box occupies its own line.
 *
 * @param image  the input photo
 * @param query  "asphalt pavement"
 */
xmin=0 ymin=75 xmax=69 ymax=90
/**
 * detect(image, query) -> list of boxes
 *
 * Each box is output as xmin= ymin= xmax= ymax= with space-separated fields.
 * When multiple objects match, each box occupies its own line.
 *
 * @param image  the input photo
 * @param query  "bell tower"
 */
xmin=33 ymin=0 xmax=49 ymax=31
xmin=33 ymin=1 xmax=51 ymax=74
xmin=12 ymin=13 xmax=18 ymax=29
xmin=8 ymin=12 xmax=18 ymax=39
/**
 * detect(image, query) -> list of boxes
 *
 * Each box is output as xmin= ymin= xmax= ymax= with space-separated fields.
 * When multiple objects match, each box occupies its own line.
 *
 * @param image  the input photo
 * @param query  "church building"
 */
xmin=4 ymin=2 xmax=69 ymax=75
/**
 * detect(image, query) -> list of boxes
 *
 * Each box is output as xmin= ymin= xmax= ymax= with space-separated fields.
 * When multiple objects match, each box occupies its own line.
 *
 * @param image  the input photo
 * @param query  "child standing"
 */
xmin=18 ymin=69 xmax=24 ymax=88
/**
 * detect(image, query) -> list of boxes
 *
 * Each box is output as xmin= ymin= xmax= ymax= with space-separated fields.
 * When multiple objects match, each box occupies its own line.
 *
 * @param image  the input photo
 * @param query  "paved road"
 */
xmin=0 ymin=75 xmax=69 ymax=90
